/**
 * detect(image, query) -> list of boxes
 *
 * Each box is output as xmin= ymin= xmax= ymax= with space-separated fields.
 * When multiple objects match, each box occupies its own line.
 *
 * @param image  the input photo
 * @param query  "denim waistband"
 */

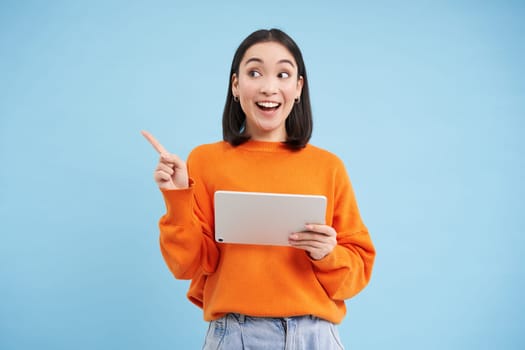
xmin=230 ymin=313 xmax=317 ymax=324
xmin=204 ymin=313 xmax=344 ymax=349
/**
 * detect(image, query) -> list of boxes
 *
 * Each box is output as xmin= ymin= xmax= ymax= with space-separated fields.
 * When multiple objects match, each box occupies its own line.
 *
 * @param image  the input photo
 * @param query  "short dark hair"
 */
xmin=222 ymin=29 xmax=313 ymax=150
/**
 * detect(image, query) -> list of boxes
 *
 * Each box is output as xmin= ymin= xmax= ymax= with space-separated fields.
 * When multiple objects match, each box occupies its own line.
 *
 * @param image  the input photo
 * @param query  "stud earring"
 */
xmin=233 ymin=95 xmax=240 ymax=102
xmin=294 ymin=96 xmax=300 ymax=104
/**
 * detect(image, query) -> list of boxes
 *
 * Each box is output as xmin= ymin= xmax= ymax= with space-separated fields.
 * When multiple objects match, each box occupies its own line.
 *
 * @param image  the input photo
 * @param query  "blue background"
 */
xmin=1 ymin=1 xmax=523 ymax=349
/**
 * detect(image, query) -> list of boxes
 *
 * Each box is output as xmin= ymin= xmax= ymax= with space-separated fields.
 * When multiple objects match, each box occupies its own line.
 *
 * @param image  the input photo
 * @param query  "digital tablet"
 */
xmin=214 ymin=190 xmax=327 ymax=246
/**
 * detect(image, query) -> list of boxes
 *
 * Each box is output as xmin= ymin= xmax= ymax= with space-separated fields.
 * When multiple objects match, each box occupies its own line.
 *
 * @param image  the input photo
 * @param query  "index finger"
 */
xmin=141 ymin=130 xmax=169 ymax=154
xmin=304 ymin=224 xmax=335 ymax=236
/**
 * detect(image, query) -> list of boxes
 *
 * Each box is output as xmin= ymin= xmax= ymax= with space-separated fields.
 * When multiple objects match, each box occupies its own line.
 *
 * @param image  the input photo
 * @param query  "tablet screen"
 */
xmin=214 ymin=190 xmax=327 ymax=246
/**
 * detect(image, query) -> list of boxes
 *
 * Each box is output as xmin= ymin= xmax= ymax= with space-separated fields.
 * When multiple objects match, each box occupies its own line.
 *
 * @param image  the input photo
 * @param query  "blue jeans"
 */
xmin=202 ymin=313 xmax=345 ymax=350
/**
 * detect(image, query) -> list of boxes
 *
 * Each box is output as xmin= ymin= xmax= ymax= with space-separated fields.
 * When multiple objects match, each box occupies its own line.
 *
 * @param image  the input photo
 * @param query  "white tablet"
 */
xmin=214 ymin=190 xmax=327 ymax=246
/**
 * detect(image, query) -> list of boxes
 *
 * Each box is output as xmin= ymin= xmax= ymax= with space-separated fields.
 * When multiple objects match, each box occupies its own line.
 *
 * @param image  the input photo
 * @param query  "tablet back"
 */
xmin=214 ymin=190 xmax=327 ymax=246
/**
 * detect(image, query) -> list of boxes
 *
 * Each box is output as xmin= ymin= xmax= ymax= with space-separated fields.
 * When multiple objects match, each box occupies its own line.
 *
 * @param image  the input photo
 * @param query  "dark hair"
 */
xmin=222 ymin=29 xmax=313 ymax=150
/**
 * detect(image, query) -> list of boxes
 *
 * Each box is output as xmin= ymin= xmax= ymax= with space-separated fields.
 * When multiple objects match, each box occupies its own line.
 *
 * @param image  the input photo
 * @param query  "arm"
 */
xmin=159 ymin=184 xmax=219 ymax=279
xmin=142 ymin=131 xmax=219 ymax=280
xmin=289 ymin=161 xmax=375 ymax=300
xmin=309 ymin=228 xmax=375 ymax=300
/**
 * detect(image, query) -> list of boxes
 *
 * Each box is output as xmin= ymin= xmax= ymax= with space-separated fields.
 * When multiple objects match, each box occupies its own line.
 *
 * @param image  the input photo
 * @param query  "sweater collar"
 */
xmin=236 ymin=140 xmax=292 ymax=152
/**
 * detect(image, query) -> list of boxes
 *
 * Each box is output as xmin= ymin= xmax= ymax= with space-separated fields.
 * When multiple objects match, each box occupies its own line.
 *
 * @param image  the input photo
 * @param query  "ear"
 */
xmin=296 ymin=75 xmax=304 ymax=98
xmin=231 ymin=73 xmax=239 ymax=97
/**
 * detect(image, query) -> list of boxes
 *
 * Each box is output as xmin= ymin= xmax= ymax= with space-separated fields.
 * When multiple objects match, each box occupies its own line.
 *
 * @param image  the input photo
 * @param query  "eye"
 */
xmin=278 ymin=72 xmax=290 ymax=79
xmin=248 ymin=70 xmax=261 ymax=78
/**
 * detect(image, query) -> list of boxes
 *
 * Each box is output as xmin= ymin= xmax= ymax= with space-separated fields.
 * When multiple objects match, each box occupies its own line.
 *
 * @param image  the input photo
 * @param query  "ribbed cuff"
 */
xmin=160 ymin=183 xmax=194 ymax=225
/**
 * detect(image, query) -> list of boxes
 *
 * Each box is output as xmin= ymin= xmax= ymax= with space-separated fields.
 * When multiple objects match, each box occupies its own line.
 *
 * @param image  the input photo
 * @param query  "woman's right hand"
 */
xmin=141 ymin=130 xmax=189 ymax=190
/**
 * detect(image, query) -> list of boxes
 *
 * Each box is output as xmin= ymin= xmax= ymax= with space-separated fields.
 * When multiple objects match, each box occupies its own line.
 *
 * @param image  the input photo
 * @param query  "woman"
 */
xmin=143 ymin=28 xmax=375 ymax=349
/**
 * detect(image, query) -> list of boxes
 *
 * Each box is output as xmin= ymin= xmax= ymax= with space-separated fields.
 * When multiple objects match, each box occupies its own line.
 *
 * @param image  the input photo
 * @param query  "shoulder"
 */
xmin=304 ymin=143 xmax=346 ymax=168
xmin=188 ymin=141 xmax=231 ymax=160
xmin=186 ymin=141 xmax=230 ymax=175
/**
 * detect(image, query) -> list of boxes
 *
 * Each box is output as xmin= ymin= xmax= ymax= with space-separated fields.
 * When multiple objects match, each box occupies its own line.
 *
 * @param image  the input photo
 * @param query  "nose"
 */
xmin=259 ymin=76 xmax=278 ymax=95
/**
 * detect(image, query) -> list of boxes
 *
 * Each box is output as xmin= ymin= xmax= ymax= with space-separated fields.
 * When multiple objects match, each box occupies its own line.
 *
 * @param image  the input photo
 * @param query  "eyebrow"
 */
xmin=244 ymin=57 xmax=296 ymax=68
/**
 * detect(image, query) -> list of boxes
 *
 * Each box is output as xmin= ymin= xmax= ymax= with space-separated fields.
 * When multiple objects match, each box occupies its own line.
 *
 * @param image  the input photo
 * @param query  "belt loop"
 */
xmin=236 ymin=313 xmax=246 ymax=324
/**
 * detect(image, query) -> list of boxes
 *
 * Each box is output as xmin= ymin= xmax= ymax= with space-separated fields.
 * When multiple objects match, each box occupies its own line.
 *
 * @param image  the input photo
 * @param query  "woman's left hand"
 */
xmin=288 ymin=224 xmax=337 ymax=260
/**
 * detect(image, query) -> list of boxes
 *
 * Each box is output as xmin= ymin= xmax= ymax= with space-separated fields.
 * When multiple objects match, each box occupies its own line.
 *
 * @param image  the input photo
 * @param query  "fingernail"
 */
xmin=290 ymin=233 xmax=298 ymax=239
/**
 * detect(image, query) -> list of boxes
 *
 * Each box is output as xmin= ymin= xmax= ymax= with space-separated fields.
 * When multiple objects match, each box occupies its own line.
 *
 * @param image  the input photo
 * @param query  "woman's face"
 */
xmin=232 ymin=41 xmax=303 ymax=142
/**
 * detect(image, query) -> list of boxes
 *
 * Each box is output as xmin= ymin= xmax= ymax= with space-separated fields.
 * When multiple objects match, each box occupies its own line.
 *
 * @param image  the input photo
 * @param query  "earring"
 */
xmin=233 ymin=95 xmax=240 ymax=102
xmin=294 ymin=96 xmax=300 ymax=104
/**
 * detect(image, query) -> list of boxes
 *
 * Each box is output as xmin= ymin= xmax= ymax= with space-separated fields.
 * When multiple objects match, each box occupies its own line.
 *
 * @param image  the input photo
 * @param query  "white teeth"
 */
xmin=257 ymin=102 xmax=280 ymax=108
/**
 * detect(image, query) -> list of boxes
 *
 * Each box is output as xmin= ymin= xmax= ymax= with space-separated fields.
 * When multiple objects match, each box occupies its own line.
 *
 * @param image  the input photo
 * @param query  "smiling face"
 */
xmin=232 ymin=41 xmax=304 ymax=142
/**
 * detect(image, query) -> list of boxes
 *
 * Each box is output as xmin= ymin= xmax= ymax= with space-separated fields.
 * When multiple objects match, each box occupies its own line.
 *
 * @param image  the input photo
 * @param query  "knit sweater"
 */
xmin=159 ymin=140 xmax=375 ymax=324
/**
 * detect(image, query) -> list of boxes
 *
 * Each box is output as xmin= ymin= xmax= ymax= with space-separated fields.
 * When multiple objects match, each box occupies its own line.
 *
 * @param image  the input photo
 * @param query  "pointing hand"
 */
xmin=141 ymin=130 xmax=189 ymax=190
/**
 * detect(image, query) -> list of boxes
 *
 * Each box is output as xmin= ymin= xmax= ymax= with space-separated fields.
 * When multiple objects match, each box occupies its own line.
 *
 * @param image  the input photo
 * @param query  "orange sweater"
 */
xmin=159 ymin=140 xmax=375 ymax=324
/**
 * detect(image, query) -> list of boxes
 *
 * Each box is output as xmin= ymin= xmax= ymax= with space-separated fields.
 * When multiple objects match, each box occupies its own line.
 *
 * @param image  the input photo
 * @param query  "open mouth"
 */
xmin=256 ymin=101 xmax=281 ymax=111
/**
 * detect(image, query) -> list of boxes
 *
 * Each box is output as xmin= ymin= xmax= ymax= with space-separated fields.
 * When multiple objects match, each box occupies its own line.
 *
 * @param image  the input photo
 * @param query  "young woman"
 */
xmin=143 ymin=28 xmax=375 ymax=350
